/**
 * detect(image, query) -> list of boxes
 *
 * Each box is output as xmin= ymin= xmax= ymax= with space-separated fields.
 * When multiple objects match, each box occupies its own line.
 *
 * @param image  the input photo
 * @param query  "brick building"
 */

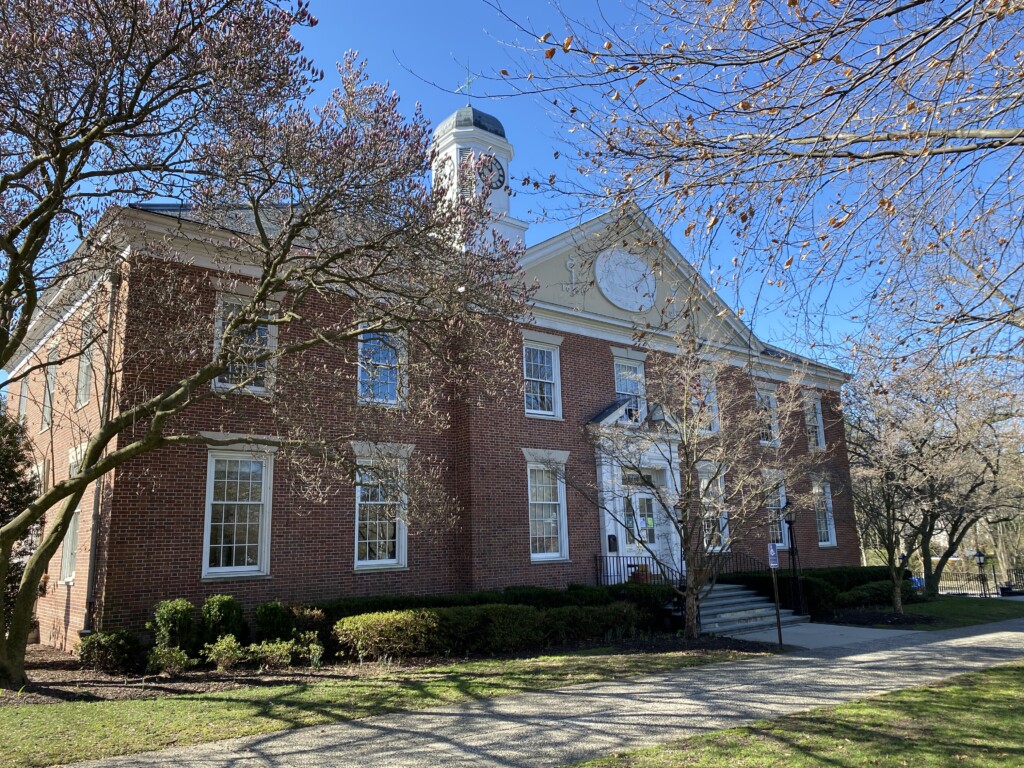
xmin=8 ymin=106 xmax=859 ymax=649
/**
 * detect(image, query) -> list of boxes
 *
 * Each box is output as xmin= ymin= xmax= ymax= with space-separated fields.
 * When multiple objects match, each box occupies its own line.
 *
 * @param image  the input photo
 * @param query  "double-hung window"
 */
xmin=763 ymin=469 xmax=788 ymax=548
xmin=357 ymin=330 xmax=404 ymax=406
xmin=41 ymin=349 xmax=57 ymax=430
xmin=60 ymin=446 xmax=87 ymax=583
xmin=354 ymin=463 xmax=407 ymax=568
xmin=17 ymin=379 xmax=28 ymax=424
xmin=614 ymin=359 xmax=647 ymax=423
xmin=692 ymin=374 xmax=720 ymax=434
xmin=698 ymin=465 xmax=729 ymax=550
xmin=526 ymin=460 xmax=568 ymax=560
xmin=813 ymin=476 xmax=837 ymax=547
xmin=75 ymin=311 xmax=95 ymax=409
xmin=523 ymin=342 xmax=561 ymax=418
xmin=804 ymin=392 xmax=826 ymax=451
xmin=203 ymin=450 xmax=273 ymax=578
xmin=213 ymin=296 xmax=276 ymax=393
xmin=755 ymin=384 xmax=780 ymax=446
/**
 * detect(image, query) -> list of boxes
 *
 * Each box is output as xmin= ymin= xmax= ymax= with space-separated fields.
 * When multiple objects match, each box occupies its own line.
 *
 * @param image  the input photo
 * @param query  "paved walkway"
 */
xmin=78 ymin=619 xmax=1024 ymax=768
xmin=725 ymin=621 xmax=924 ymax=649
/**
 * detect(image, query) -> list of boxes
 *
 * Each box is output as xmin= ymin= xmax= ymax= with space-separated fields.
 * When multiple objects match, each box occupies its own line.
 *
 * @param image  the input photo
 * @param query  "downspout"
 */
xmin=80 ymin=267 xmax=122 ymax=636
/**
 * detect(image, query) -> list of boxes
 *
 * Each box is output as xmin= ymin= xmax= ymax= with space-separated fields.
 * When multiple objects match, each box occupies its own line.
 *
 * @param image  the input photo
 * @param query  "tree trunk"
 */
xmin=889 ymin=570 xmax=904 ymax=614
xmin=683 ymin=587 xmax=700 ymax=639
xmin=0 ymin=645 xmax=28 ymax=689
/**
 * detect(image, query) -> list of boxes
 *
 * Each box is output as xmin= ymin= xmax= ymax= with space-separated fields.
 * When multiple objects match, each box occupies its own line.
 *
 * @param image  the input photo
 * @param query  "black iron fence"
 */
xmin=1006 ymin=568 xmax=1024 ymax=593
xmin=925 ymin=570 xmax=994 ymax=597
xmin=595 ymin=555 xmax=684 ymax=588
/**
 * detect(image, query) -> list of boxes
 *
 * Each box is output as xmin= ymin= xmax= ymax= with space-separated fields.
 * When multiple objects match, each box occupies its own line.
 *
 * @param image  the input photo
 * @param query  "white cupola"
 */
xmin=432 ymin=105 xmax=528 ymax=245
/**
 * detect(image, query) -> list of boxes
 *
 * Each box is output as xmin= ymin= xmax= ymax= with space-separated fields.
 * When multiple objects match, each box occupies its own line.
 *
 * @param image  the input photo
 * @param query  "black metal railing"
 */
xmin=1006 ymin=568 xmax=1024 ymax=593
xmin=711 ymin=550 xmax=772 ymax=577
xmin=926 ymin=571 xmax=993 ymax=597
xmin=595 ymin=555 xmax=684 ymax=588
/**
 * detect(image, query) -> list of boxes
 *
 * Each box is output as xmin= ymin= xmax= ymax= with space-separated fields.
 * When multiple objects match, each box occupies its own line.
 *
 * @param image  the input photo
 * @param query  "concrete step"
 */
xmin=704 ymin=613 xmax=810 ymax=635
xmin=699 ymin=593 xmax=766 ymax=610
xmin=702 ymin=605 xmax=783 ymax=623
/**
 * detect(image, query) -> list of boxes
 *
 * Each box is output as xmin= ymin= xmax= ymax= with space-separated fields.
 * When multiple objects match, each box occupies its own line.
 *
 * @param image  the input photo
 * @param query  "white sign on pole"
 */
xmin=768 ymin=543 xmax=779 ymax=569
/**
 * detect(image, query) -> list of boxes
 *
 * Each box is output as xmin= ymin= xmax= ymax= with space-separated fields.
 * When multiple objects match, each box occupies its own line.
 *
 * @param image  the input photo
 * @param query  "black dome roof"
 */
xmin=435 ymin=106 xmax=506 ymax=138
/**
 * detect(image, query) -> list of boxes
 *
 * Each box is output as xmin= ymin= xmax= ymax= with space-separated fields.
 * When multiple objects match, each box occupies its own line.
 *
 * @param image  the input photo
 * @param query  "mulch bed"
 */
xmin=3 ymin=634 xmax=770 ymax=708
xmin=831 ymin=608 xmax=939 ymax=627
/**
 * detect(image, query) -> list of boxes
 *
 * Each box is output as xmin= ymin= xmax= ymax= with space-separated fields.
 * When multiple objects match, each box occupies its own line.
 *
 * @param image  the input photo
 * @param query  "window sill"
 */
xmin=201 ymin=571 xmax=272 ymax=582
xmin=211 ymin=383 xmax=273 ymax=397
xmin=817 ymin=542 xmax=838 ymax=549
xmin=530 ymin=556 xmax=570 ymax=564
xmin=62 ymin=578 xmax=75 ymax=587
xmin=357 ymin=399 xmax=407 ymax=410
xmin=354 ymin=563 xmax=409 ymax=572
xmin=759 ymin=441 xmax=781 ymax=449
xmin=525 ymin=413 xmax=563 ymax=422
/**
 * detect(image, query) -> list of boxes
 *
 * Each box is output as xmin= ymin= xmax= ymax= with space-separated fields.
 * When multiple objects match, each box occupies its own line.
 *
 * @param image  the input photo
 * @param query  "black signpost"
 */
xmin=769 ymin=543 xmax=783 ymax=650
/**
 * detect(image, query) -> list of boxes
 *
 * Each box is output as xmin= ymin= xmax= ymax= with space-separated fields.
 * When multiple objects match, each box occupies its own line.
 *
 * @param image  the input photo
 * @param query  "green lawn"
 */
xmin=568 ymin=662 xmax=1024 ymax=768
xmin=897 ymin=596 xmax=1024 ymax=630
xmin=0 ymin=646 xmax=754 ymax=768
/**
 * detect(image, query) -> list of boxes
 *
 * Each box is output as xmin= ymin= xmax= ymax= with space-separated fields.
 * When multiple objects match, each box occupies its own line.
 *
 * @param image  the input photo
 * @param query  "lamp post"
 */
xmin=973 ymin=549 xmax=989 ymax=598
xmin=783 ymin=509 xmax=806 ymax=616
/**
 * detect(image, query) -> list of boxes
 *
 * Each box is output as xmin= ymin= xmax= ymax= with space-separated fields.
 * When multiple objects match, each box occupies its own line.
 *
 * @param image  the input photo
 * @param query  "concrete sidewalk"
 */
xmin=77 ymin=619 xmax=1024 ymax=768
xmin=725 ymin=622 xmax=924 ymax=649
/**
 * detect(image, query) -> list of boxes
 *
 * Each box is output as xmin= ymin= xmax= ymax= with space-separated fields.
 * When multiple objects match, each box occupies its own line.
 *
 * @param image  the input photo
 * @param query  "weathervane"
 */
xmin=454 ymin=63 xmax=477 ymax=106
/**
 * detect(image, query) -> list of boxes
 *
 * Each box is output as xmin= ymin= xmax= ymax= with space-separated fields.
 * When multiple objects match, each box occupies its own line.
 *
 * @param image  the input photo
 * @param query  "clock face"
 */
xmin=594 ymin=250 xmax=657 ymax=312
xmin=477 ymin=156 xmax=506 ymax=190
xmin=435 ymin=156 xmax=455 ymax=187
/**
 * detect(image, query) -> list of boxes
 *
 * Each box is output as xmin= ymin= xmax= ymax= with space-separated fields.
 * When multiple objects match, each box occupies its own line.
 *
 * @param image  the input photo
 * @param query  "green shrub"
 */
xmin=78 ymin=630 xmax=142 ymax=674
xmin=335 ymin=610 xmax=440 ymax=661
xmin=152 ymin=598 xmax=197 ymax=652
xmin=203 ymin=634 xmax=247 ymax=671
xmin=201 ymin=595 xmax=248 ymax=645
xmin=474 ymin=604 xmax=543 ymax=654
xmin=254 ymin=600 xmax=295 ymax=641
xmin=248 ymin=639 xmax=295 ymax=670
xmin=292 ymin=629 xmax=325 ymax=668
xmin=147 ymin=645 xmax=195 ymax=676
xmin=836 ymin=579 xmax=912 ymax=609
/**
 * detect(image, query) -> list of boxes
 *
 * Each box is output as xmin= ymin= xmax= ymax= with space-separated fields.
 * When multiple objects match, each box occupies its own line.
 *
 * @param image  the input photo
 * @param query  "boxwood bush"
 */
xmin=78 ymin=630 xmax=142 ymax=674
xmin=333 ymin=601 xmax=641 ymax=661
xmin=254 ymin=600 xmax=295 ymax=641
xmin=201 ymin=594 xmax=248 ymax=645
xmin=152 ymin=598 xmax=198 ymax=653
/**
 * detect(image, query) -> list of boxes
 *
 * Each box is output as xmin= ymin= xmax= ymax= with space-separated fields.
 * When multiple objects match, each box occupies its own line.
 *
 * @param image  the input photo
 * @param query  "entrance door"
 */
xmin=624 ymin=492 xmax=657 ymax=554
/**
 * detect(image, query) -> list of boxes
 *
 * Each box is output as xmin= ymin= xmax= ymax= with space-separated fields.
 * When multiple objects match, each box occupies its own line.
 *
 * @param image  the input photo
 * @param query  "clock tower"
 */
xmin=432 ymin=105 xmax=528 ymax=245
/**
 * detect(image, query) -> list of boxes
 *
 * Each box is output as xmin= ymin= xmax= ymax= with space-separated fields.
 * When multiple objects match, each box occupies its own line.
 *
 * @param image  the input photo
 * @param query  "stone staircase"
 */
xmin=698 ymin=582 xmax=810 ymax=635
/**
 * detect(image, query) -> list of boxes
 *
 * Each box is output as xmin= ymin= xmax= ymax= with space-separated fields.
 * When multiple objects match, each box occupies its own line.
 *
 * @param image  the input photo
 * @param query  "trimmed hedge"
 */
xmin=254 ymin=600 xmax=295 ymax=641
xmin=152 ymin=598 xmax=198 ymax=653
xmin=333 ymin=601 xmax=642 ymax=660
xmin=316 ymin=583 xmax=671 ymax=629
xmin=836 ymin=579 xmax=913 ymax=609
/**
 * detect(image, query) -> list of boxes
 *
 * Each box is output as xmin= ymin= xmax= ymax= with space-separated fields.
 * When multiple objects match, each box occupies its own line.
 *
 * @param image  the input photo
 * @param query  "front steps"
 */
xmin=698 ymin=582 xmax=810 ymax=635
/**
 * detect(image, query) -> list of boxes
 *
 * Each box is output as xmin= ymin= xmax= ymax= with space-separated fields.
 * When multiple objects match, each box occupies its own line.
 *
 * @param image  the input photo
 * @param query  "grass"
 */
xmin=0 ymin=646 xmax=754 ymax=768
xmin=894 ymin=596 xmax=1024 ymax=631
xmin=568 ymin=662 xmax=1024 ymax=768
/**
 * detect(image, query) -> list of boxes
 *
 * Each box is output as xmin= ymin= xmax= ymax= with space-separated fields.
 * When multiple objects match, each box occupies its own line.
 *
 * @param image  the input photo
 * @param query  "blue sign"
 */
xmin=768 ymin=543 xmax=779 ymax=569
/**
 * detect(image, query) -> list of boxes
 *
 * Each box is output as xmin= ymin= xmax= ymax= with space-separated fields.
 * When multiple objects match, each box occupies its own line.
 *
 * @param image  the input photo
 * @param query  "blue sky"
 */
xmin=293 ymin=2 xmax=858 ymax=364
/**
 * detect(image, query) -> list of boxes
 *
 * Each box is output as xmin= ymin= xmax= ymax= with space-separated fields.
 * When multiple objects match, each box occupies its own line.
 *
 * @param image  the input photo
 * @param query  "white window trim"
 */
xmin=756 ymin=384 xmax=781 ymax=447
xmin=523 ymin=341 xmax=563 ymax=419
xmin=763 ymin=468 xmax=789 ymax=549
xmin=356 ymin=328 xmax=408 ymax=408
xmin=526 ymin=460 xmax=569 ymax=562
xmin=814 ymin=477 xmax=838 ymax=548
xmin=40 ymin=347 xmax=57 ymax=432
xmin=75 ymin=310 xmax=95 ymax=410
xmin=201 ymin=448 xmax=274 ymax=579
xmin=212 ymin=293 xmax=279 ymax=395
xmin=696 ymin=375 xmax=721 ymax=435
xmin=353 ymin=456 xmax=409 ymax=571
xmin=805 ymin=392 xmax=827 ymax=451
xmin=698 ymin=463 xmax=730 ymax=552
xmin=17 ymin=379 xmax=28 ymax=424
xmin=613 ymin=357 xmax=648 ymax=424
xmin=59 ymin=507 xmax=80 ymax=584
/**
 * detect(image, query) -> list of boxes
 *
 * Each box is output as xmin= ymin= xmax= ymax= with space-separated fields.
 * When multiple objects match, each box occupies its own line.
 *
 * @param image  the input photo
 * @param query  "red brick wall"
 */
xmin=16 ymin=255 xmax=861 ymax=642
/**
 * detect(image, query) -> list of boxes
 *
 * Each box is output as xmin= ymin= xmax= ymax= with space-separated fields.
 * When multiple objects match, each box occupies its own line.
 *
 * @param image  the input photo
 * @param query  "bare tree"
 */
xmin=845 ymin=351 xmax=1021 ymax=600
xmin=0 ymin=2 xmax=528 ymax=686
xmin=491 ymin=0 xmax=1024 ymax=364
xmin=570 ymin=330 xmax=821 ymax=638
